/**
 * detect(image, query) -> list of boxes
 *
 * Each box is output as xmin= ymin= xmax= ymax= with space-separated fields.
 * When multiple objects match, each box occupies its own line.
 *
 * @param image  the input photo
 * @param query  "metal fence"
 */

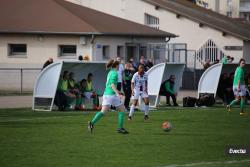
xmin=0 ymin=68 xmax=41 ymax=93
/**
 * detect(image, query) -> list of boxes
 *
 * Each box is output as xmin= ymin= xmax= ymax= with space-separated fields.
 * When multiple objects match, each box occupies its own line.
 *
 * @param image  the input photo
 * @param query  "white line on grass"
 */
xmin=0 ymin=115 xmax=78 ymax=122
xmin=162 ymin=159 xmax=250 ymax=167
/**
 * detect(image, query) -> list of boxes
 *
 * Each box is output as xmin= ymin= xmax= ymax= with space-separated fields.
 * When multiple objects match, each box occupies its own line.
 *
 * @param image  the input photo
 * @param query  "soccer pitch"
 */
xmin=0 ymin=107 xmax=249 ymax=167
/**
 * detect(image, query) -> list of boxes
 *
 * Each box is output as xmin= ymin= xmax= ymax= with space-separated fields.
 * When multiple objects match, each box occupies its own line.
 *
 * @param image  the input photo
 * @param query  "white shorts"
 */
xmin=83 ymin=92 xmax=93 ymax=99
xmin=131 ymin=91 xmax=149 ymax=100
xmin=102 ymin=95 xmax=122 ymax=107
xmin=233 ymin=85 xmax=247 ymax=97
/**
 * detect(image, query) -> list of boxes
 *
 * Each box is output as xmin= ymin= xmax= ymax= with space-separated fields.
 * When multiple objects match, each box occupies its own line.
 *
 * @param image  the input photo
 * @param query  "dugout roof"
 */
xmin=33 ymin=60 xmax=107 ymax=111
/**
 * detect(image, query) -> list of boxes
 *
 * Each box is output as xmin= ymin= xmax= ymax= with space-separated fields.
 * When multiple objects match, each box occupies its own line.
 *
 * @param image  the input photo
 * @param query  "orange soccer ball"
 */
xmin=162 ymin=121 xmax=172 ymax=132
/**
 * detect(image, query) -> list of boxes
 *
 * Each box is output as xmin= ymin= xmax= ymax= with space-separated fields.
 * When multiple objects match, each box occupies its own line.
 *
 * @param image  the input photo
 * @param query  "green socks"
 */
xmin=118 ymin=112 xmax=125 ymax=129
xmin=91 ymin=112 xmax=104 ymax=125
xmin=229 ymin=99 xmax=238 ymax=107
xmin=91 ymin=111 xmax=125 ymax=128
xmin=240 ymin=99 xmax=245 ymax=111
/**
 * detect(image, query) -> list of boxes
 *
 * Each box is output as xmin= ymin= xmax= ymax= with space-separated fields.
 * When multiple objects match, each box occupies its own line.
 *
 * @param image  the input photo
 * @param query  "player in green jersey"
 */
xmin=88 ymin=59 xmax=129 ymax=134
xmin=227 ymin=59 xmax=247 ymax=116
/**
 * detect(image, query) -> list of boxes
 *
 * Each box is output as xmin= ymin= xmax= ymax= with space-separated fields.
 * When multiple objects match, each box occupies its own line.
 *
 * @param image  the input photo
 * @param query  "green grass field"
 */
xmin=0 ymin=107 xmax=249 ymax=167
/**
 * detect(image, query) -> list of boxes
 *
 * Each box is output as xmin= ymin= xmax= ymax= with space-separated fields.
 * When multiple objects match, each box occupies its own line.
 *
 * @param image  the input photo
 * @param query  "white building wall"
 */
xmin=0 ymin=34 xmax=92 ymax=68
xmin=159 ymin=9 xmax=243 ymax=59
xmin=67 ymin=0 xmax=244 ymax=62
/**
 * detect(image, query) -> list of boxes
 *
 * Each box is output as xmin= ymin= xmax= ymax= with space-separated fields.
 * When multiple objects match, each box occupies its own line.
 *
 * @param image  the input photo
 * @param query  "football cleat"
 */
xmin=226 ymin=105 xmax=231 ymax=112
xmin=88 ymin=121 xmax=94 ymax=133
xmin=117 ymin=128 xmax=129 ymax=134
xmin=144 ymin=115 xmax=149 ymax=120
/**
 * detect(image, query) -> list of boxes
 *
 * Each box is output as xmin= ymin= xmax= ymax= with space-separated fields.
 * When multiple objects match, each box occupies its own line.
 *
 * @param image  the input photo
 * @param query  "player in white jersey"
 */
xmin=128 ymin=64 xmax=150 ymax=120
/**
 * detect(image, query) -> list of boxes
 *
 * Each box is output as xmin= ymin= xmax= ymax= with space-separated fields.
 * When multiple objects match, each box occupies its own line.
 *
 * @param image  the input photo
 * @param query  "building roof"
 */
xmin=0 ymin=0 xmax=177 ymax=38
xmin=143 ymin=0 xmax=250 ymax=41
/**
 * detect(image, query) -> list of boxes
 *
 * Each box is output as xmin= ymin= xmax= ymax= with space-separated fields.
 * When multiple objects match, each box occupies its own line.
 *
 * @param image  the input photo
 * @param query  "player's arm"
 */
xmin=131 ymin=82 xmax=135 ymax=95
xmin=165 ymin=81 xmax=174 ymax=94
xmin=145 ymin=75 xmax=148 ymax=93
xmin=111 ymin=84 xmax=121 ymax=96
xmin=131 ymin=74 xmax=136 ymax=95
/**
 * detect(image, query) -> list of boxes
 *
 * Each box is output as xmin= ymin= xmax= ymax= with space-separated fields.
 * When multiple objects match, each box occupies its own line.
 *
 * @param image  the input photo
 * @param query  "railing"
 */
xmin=0 ymin=68 xmax=41 ymax=93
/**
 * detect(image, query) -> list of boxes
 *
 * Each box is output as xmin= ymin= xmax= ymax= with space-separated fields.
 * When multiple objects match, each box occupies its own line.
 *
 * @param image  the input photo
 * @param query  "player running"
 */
xmin=227 ymin=58 xmax=247 ymax=116
xmin=88 ymin=59 xmax=129 ymax=134
xmin=128 ymin=64 xmax=150 ymax=121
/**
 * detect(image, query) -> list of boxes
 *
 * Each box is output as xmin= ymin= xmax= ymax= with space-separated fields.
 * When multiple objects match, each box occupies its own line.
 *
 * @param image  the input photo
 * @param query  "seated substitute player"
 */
xmin=84 ymin=73 xmax=101 ymax=110
xmin=227 ymin=58 xmax=247 ymax=116
xmin=128 ymin=64 xmax=150 ymax=121
xmin=159 ymin=75 xmax=179 ymax=106
xmin=88 ymin=60 xmax=129 ymax=134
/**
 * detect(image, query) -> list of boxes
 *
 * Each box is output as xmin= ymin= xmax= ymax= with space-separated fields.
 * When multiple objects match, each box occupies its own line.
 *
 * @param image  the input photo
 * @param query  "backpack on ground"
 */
xmin=183 ymin=96 xmax=197 ymax=107
xmin=196 ymin=93 xmax=215 ymax=106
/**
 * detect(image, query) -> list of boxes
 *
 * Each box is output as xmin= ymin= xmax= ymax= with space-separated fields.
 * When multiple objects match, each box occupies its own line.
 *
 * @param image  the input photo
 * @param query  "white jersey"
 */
xmin=117 ymin=63 xmax=124 ymax=83
xmin=131 ymin=72 xmax=148 ymax=92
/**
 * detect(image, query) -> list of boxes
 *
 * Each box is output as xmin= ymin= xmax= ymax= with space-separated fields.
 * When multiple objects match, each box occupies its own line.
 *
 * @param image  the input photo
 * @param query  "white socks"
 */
xmin=129 ymin=104 xmax=135 ymax=117
xmin=145 ymin=105 xmax=149 ymax=116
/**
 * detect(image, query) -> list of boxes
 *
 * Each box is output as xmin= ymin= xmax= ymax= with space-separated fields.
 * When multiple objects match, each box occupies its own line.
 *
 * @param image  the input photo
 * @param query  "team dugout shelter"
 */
xmin=147 ymin=62 xmax=185 ymax=107
xmin=33 ymin=60 xmax=107 ymax=111
xmin=198 ymin=62 xmax=250 ymax=98
xmin=33 ymin=61 xmax=185 ymax=111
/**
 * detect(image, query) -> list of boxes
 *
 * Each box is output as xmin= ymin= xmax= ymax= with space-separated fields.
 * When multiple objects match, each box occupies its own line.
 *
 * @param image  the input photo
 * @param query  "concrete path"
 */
xmin=0 ymin=96 xmax=32 ymax=108
xmin=0 ymin=90 xmax=197 ymax=109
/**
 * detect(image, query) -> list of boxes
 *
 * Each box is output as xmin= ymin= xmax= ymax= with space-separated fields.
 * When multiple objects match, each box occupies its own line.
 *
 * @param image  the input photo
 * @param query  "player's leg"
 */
xmin=117 ymin=105 xmax=129 ymax=134
xmin=128 ymin=91 xmax=139 ymax=120
xmin=128 ymin=99 xmax=138 ymax=120
xmin=240 ymin=96 xmax=246 ymax=115
xmin=112 ymin=94 xmax=129 ymax=134
xmin=239 ymin=86 xmax=247 ymax=115
xmin=227 ymin=86 xmax=240 ymax=112
xmin=88 ymin=95 xmax=110 ymax=133
xmin=171 ymin=93 xmax=178 ymax=106
xmin=227 ymin=96 xmax=240 ymax=112
xmin=143 ymin=96 xmax=150 ymax=120
xmin=166 ymin=92 xmax=171 ymax=106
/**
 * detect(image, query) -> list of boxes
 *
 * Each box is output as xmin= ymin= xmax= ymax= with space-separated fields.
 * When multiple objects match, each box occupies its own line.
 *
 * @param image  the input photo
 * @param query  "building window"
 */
xmin=144 ymin=13 xmax=159 ymax=29
xmin=102 ymin=45 xmax=110 ymax=60
xmin=8 ymin=44 xmax=27 ymax=57
xmin=59 ymin=45 xmax=76 ymax=57
xmin=117 ymin=46 xmax=124 ymax=59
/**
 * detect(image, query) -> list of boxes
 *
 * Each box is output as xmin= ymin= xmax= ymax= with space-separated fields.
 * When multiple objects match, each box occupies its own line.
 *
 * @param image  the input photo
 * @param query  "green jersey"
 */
xmin=221 ymin=57 xmax=228 ymax=64
xmin=104 ymin=69 xmax=118 ymax=95
xmin=233 ymin=66 xmax=245 ymax=86
xmin=165 ymin=80 xmax=174 ymax=94
xmin=57 ymin=78 xmax=68 ymax=92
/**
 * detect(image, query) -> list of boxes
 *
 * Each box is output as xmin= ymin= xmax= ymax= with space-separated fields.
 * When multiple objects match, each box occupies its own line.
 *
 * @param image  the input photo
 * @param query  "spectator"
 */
xmin=83 ymin=55 xmax=90 ymax=61
xmin=159 ymin=75 xmax=178 ymax=106
xmin=202 ymin=59 xmax=211 ymax=70
xmin=246 ymin=73 xmax=250 ymax=100
xmin=42 ymin=57 xmax=53 ymax=70
xmin=139 ymin=56 xmax=146 ymax=67
xmin=146 ymin=58 xmax=154 ymax=71
xmin=116 ymin=57 xmax=124 ymax=91
xmin=211 ymin=59 xmax=220 ymax=66
xmin=217 ymin=73 xmax=232 ymax=105
xmin=129 ymin=58 xmax=138 ymax=70
xmin=123 ymin=63 xmax=134 ymax=111
xmin=78 ymin=55 xmax=83 ymax=61
xmin=228 ymin=57 xmax=234 ymax=63
xmin=221 ymin=56 xmax=230 ymax=64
